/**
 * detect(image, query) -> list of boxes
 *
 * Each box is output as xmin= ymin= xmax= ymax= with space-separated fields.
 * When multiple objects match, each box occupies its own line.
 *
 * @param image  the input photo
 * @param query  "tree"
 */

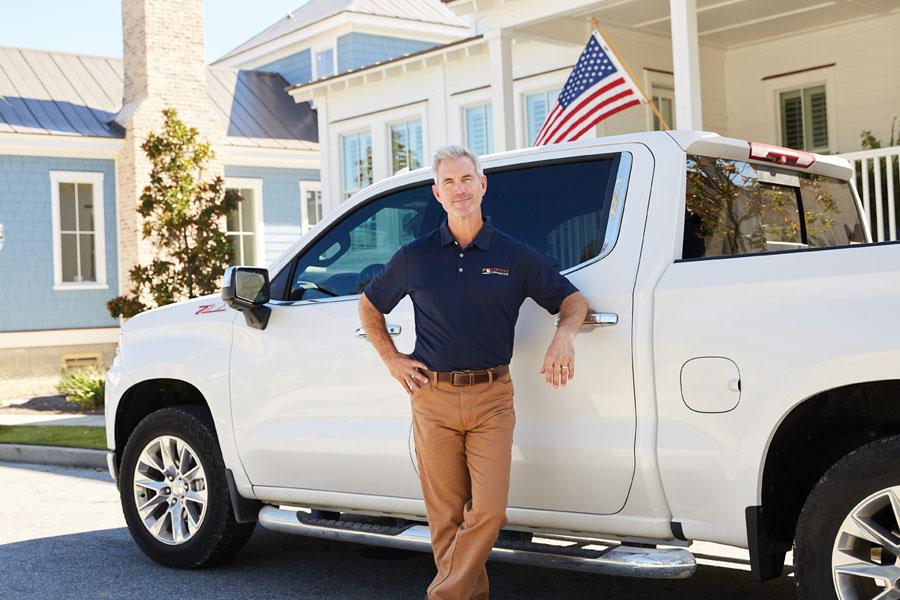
xmin=107 ymin=108 xmax=240 ymax=319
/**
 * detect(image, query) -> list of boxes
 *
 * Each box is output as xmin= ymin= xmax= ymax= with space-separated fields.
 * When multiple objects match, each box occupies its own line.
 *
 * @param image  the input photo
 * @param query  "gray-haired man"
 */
xmin=359 ymin=145 xmax=588 ymax=599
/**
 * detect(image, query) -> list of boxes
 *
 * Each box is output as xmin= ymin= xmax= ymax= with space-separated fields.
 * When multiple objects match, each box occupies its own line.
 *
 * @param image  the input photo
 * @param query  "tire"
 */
xmin=118 ymin=405 xmax=256 ymax=568
xmin=794 ymin=434 xmax=900 ymax=600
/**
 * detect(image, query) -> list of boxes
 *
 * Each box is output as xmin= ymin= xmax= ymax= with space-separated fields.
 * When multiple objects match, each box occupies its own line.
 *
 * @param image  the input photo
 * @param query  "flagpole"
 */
xmin=591 ymin=17 xmax=671 ymax=131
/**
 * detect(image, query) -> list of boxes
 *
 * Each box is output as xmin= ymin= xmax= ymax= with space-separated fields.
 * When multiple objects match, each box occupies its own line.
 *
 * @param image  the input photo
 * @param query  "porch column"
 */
xmin=312 ymin=92 xmax=333 ymax=213
xmin=670 ymin=0 xmax=703 ymax=130
xmin=486 ymin=29 xmax=515 ymax=151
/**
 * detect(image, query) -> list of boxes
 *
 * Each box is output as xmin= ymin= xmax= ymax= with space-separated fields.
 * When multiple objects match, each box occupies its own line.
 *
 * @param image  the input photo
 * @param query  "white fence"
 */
xmin=838 ymin=146 xmax=900 ymax=242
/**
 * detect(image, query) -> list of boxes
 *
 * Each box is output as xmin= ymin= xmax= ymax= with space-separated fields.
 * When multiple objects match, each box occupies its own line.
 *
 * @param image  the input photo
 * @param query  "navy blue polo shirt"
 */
xmin=363 ymin=216 xmax=579 ymax=372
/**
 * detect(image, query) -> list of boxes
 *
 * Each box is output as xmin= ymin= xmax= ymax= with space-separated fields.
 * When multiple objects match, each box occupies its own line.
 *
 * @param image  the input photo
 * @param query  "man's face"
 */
xmin=432 ymin=156 xmax=487 ymax=220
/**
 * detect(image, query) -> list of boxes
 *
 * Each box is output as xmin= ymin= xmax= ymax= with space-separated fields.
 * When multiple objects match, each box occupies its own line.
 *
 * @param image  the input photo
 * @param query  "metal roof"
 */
xmin=0 ymin=47 xmax=317 ymax=150
xmin=214 ymin=0 xmax=467 ymax=63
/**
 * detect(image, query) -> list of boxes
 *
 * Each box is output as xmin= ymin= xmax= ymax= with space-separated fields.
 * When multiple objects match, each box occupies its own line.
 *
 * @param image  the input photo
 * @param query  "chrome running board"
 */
xmin=257 ymin=506 xmax=696 ymax=579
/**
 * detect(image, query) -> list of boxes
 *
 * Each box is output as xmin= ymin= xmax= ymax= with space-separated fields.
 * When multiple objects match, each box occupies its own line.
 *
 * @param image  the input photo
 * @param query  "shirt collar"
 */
xmin=439 ymin=216 xmax=494 ymax=250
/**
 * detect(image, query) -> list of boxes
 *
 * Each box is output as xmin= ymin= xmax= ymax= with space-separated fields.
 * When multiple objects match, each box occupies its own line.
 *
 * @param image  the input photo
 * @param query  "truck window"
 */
xmin=482 ymin=154 xmax=624 ymax=271
xmin=682 ymin=155 xmax=865 ymax=260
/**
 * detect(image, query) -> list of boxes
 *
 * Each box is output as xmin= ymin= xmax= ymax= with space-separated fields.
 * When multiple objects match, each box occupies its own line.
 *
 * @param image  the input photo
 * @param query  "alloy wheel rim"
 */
xmin=831 ymin=485 xmax=900 ymax=600
xmin=132 ymin=435 xmax=208 ymax=545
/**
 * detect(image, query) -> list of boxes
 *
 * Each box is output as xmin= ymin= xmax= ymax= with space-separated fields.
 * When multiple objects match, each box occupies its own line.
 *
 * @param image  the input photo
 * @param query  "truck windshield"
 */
xmin=682 ymin=155 xmax=866 ymax=260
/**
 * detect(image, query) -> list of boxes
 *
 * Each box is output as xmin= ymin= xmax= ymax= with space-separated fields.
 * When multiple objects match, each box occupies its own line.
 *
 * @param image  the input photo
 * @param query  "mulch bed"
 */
xmin=0 ymin=394 xmax=102 ymax=415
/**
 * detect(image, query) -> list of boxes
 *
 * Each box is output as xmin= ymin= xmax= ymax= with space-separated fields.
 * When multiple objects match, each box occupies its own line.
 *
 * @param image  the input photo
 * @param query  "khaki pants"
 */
xmin=411 ymin=368 xmax=516 ymax=600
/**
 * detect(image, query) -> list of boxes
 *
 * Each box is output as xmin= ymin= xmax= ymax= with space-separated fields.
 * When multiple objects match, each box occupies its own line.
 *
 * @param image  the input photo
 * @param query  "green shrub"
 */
xmin=56 ymin=367 xmax=106 ymax=411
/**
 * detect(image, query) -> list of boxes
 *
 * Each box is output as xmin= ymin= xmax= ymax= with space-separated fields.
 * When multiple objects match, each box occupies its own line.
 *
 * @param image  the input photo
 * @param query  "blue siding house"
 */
xmin=0 ymin=0 xmax=468 ymax=397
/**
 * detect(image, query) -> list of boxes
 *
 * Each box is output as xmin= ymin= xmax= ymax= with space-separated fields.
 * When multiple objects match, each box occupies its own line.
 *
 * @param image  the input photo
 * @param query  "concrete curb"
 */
xmin=0 ymin=443 xmax=107 ymax=469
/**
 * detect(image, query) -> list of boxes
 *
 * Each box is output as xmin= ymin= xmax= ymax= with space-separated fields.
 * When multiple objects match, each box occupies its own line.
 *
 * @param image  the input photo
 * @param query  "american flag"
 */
xmin=533 ymin=31 xmax=645 ymax=146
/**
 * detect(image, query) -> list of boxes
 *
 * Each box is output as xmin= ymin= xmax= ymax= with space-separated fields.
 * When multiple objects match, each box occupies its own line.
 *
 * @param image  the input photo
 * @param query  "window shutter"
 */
xmin=780 ymin=90 xmax=804 ymax=150
xmin=805 ymin=86 xmax=828 ymax=149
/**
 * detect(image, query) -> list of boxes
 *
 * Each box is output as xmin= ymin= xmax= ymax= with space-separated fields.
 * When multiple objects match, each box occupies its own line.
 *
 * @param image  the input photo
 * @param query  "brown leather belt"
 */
xmin=431 ymin=365 xmax=509 ymax=387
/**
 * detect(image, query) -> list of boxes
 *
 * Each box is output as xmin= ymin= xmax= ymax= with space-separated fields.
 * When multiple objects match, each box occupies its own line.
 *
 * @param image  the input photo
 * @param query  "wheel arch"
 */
xmin=750 ymin=379 xmax=900 ymax=582
xmin=114 ymin=378 xmax=212 ymax=471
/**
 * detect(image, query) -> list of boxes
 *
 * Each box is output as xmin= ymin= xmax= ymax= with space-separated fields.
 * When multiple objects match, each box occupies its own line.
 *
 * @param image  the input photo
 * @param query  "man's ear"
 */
xmin=431 ymin=183 xmax=441 ymax=202
xmin=481 ymin=175 xmax=488 ymax=194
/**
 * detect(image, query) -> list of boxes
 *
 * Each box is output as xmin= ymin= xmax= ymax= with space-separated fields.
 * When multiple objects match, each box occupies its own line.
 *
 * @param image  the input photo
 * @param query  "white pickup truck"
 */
xmin=105 ymin=131 xmax=900 ymax=600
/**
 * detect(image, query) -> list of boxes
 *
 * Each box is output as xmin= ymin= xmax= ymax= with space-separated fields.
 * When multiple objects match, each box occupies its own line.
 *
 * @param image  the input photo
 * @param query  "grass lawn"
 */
xmin=0 ymin=425 xmax=106 ymax=450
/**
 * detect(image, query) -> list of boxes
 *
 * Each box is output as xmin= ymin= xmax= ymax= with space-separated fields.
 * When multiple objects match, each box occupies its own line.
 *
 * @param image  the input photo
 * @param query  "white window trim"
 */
xmin=764 ymin=66 xmax=837 ymax=153
xmin=49 ymin=171 xmax=107 ymax=291
xmin=449 ymin=87 xmax=493 ymax=154
xmin=224 ymin=177 xmax=266 ymax=267
xmin=386 ymin=115 xmax=426 ymax=175
xmin=299 ymin=180 xmax=323 ymax=234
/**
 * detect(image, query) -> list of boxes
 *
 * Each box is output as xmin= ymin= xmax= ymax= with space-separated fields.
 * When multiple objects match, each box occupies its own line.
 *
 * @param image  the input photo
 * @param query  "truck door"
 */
xmin=412 ymin=146 xmax=652 ymax=515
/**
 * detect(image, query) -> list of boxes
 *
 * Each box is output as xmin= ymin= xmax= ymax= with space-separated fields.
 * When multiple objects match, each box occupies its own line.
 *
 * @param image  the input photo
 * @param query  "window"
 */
xmin=342 ymin=130 xmax=373 ymax=200
xmin=780 ymin=85 xmax=828 ymax=152
xmin=682 ymin=155 xmax=865 ymax=260
xmin=286 ymin=186 xmax=440 ymax=301
xmin=390 ymin=119 xmax=424 ymax=174
xmin=225 ymin=178 xmax=263 ymax=266
xmin=315 ymin=48 xmax=334 ymax=78
xmin=651 ymin=86 xmax=674 ymax=131
xmin=50 ymin=171 xmax=106 ymax=290
xmin=300 ymin=181 xmax=323 ymax=234
xmin=465 ymin=104 xmax=493 ymax=156
xmin=525 ymin=88 xmax=561 ymax=145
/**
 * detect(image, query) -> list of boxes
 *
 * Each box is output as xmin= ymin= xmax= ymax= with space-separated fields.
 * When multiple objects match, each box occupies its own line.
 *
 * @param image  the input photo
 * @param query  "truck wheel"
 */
xmin=794 ymin=434 xmax=900 ymax=600
xmin=119 ymin=405 xmax=255 ymax=568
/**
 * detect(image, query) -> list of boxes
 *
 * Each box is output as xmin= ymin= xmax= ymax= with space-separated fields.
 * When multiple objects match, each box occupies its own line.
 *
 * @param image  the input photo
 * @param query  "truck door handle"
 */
xmin=556 ymin=312 xmax=618 ymax=327
xmin=355 ymin=324 xmax=402 ymax=339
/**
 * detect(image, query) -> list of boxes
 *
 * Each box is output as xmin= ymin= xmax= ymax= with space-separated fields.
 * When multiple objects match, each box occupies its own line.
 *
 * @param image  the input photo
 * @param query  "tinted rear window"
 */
xmin=683 ymin=155 xmax=865 ymax=260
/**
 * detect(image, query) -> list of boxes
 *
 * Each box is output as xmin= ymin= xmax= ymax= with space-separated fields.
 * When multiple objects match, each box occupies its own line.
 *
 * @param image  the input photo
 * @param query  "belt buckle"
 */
xmin=450 ymin=370 xmax=474 ymax=386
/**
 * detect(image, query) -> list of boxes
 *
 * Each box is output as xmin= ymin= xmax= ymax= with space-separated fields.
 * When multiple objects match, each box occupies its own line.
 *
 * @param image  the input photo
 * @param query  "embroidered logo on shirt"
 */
xmin=481 ymin=267 xmax=510 ymax=276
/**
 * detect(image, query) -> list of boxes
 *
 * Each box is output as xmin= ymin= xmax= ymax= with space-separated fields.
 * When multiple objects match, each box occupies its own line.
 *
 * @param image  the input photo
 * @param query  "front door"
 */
xmin=230 ymin=186 xmax=440 ymax=498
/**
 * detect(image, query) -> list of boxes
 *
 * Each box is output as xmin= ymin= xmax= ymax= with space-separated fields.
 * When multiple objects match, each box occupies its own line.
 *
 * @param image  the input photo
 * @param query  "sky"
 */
xmin=0 ymin=0 xmax=311 ymax=62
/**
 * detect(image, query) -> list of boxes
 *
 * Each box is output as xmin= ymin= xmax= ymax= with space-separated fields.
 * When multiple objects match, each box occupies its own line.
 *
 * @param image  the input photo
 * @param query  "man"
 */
xmin=358 ymin=145 xmax=589 ymax=599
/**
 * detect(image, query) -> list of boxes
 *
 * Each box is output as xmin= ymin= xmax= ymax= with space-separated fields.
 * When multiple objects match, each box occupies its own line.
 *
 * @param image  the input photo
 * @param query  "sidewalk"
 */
xmin=0 ymin=394 xmax=107 ymax=469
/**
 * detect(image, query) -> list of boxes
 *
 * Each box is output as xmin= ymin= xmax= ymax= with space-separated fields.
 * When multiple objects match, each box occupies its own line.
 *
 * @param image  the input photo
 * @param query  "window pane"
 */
xmin=391 ymin=122 xmax=409 ymax=173
xmin=342 ymin=131 xmax=372 ymax=197
xmin=290 ymin=186 xmax=439 ymax=300
xmin=59 ymin=183 xmax=77 ymax=230
xmin=242 ymin=234 xmax=256 ymax=265
xmin=466 ymin=104 xmax=493 ymax=156
xmin=306 ymin=190 xmax=322 ymax=226
xmin=408 ymin=120 xmax=423 ymax=170
xmin=77 ymin=183 xmax=94 ymax=231
xmin=79 ymin=233 xmax=96 ymax=281
xmin=61 ymin=233 xmax=78 ymax=281
xmin=226 ymin=194 xmax=240 ymax=232
xmin=781 ymin=91 xmax=804 ymax=150
xmin=239 ymin=189 xmax=255 ymax=232
xmin=480 ymin=156 xmax=619 ymax=270
xmin=800 ymin=175 xmax=865 ymax=247
xmin=683 ymin=156 xmax=805 ymax=259
xmin=526 ymin=89 xmax=560 ymax=145
xmin=316 ymin=48 xmax=334 ymax=78
xmin=806 ymin=86 xmax=828 ymax=149
xmin=229 ymin=233 xmax=242 ymax=264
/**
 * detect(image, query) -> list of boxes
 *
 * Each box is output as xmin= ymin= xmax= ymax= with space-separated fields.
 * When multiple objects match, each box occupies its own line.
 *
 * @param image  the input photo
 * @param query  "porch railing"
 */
xmin=838 ymin=146 xmax=900 ymax=242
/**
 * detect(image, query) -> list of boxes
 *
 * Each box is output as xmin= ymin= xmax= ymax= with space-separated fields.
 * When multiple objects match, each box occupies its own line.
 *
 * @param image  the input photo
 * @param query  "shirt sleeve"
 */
xmin=522 ymin=245 xmax=579 ymax=315
xmin=363 ymin=245 xmax=408 ymax=314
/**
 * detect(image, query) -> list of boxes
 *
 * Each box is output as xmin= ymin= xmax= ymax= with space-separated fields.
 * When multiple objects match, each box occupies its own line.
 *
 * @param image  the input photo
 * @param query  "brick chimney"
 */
xmin=115 ymin=0 xmax=224 ymax=305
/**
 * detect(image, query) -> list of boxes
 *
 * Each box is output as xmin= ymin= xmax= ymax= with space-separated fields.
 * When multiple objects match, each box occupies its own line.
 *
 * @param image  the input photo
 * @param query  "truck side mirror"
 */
xmin=222 ymin=266 xmax=271 ymax=330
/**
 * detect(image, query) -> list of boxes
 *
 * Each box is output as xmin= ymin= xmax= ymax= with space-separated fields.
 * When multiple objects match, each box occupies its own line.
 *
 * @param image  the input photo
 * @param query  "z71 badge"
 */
xmin=195 ymin=303 xmax=227 ymax=315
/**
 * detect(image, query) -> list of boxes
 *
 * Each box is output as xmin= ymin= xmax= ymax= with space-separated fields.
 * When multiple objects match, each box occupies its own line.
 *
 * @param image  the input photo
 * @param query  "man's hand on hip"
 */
xmin=387 ymin=352 xmax=430 ymax=394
